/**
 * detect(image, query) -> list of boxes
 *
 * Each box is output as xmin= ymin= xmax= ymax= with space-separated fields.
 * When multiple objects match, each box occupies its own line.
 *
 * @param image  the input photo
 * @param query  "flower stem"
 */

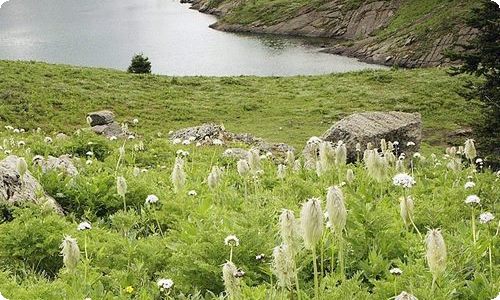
xmin=312 ymin=247 xmax=319 ymax=300
xmin=471 ymin=208 xmax=476 ymax=244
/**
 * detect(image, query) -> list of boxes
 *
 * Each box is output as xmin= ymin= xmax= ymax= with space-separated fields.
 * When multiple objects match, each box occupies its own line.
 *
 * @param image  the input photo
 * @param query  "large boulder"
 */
xmin=87 ymin=110 xmax=115 ymax=127
xmin=91 ymin=123 xmax=126 ymax=138
xmin=0 ymin=155 xmax=62 ymax=213
xmin=321 ymin=111 xmax=422 ymax=162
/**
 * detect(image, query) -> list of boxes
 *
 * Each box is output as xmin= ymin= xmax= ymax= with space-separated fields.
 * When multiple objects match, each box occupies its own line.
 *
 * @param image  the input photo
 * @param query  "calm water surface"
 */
xmin=0 ymin=0 xmax=385 ymax=76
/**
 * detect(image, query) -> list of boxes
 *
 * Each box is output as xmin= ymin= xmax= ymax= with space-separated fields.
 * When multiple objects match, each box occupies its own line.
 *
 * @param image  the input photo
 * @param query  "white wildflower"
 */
xmin=77 ymin=221 xmax=92 ymax=231
xmin=479 ymin=212 xmax=494 ymax=224
xmin=145 ymin=194 xmax=159 ymax=204
xmin=465 ymin=195 xmax=480 ymax=205
xmin=390 ymin=267 xmax=403 ymax=275
xmin=464 ymin=181 xmax=475 ymax=189
xmin=188 ymin=190 xmax=197 ymax=196
xmin=406 ymin=141 xmax=415 ymax=147
xmin=392 ymin=173 xmax=416 ymax=188
xmin=157 ymin=278 xmax=174 ymax=290
xmin=224 ymin=235 xmax=239 ymax=247
xmin=44 ymin=137 xmax=53 ymax=143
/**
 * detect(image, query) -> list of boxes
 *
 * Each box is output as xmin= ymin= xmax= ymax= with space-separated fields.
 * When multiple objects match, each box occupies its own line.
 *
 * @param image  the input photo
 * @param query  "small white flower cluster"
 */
xmin=176 ymin=149 xmax=189 ymax=157
xmin=145 ymin=194 xmax=159 ymax=204
xmin=390 ymin=267 xmax=403 ymax=275
xmin=187 ymin=190 xmax=197 ymax=196
xmin=465 ymin=195 xmax=480 ymax=205
xmin=406 ymin=141 xmax=415 ymax=147
xmin=464 ymin=181 xmax=475 ymax=189
xmin=392 ymin=173 xmax=416 ymax=188
xmin=479 ymin=212 xmax=494 ymax=224
xmin=157 ymin=278 xmax=174 ymax=291
xmin=224 ymin=234 xmax=240 ymax=247
xmin=77 ymin=221 xmax=92 ymax=231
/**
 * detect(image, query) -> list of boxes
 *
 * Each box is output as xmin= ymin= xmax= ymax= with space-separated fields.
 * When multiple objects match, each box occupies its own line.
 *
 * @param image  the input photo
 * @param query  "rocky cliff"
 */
xmin=188 ymin=0 xmax=478 ymax=67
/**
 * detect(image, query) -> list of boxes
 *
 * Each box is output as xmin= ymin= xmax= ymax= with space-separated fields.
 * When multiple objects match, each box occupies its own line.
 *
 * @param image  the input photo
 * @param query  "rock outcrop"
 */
xmin=190 ymin=0 xmax=476 ymax=67
xmin=0 ymin=155 xmax=62 ymax=213
xmin=170 ymin=123 xmax=294 ymax=157
xmin=321 ymin=111 xmax=421 ymax=162
xmin=87 ymin=110 xmax=129 ymax=138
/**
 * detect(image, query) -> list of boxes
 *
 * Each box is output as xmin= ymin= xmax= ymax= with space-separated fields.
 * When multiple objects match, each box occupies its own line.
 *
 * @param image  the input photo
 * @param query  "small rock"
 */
xmin=87 ymin=110 xmax=115 ymax=127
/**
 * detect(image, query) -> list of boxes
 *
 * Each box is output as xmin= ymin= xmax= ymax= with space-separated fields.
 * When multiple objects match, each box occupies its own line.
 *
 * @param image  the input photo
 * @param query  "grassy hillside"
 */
xmin=0 ymin=61 xmax=481 ymax=149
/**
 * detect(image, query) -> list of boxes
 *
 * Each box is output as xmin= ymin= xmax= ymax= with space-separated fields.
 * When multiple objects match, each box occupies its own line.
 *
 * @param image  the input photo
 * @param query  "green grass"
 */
xmin=0 ymin=60 xmax=481 ymax=149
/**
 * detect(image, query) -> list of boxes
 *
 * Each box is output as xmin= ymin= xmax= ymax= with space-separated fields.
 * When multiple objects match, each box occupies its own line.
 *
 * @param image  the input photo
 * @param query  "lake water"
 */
xmin=0 ymin=0 xmax=385 ymax=76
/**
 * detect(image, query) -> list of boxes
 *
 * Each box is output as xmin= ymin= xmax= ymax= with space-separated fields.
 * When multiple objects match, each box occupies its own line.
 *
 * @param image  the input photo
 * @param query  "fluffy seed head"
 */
xmin=425 ymin=229 xmax=447 ymax=279
xmin=60 ymin=236 xmax=80 ymax=271
xmin=464 ymin=139 xmax=476 ymax=161
xmin=285 ymin=150 xmax=295 ymax=166
xmin=319 ymin=141 xmax=334 ymax=171
xmin=395 ymin=291 xmax=418 ymax=300
xmin=236 ymin=159 xmax=250 ymax=177
xmin=17 ymin=157 xmax=28 ymax=177
xmin=247 ymin=149 xmax=261 ymax=174
xmin=171 ymin=158 xmax=186 ymax=193
xmin=222 ymin=261 xmax=241 ymax=298
xmin=300 ymin=198 xmax=324 ymax=250
xmin=326 ymin=186 xmax=347 ymax=235
xmin=380 ymin=139 xmax=387 ymax=152
xmin=346 ymin=168 xmax=355 ymax=183
xmin=116 ymin=176 xmax=127 ymax=198
xmin=279 ymin=209 xmax=299 ymax=252
xmin=277 ymin=164 xmax=286 ymax=180
xmin=207 ymin=166 xmax=221 ymax=189
xmin=399 ymin=196 xmax=414 ymax=228
xmin=272 ymin=244 xmax=295 ymax=289
xmin=335 ymin=142 xmax=347 ymax=166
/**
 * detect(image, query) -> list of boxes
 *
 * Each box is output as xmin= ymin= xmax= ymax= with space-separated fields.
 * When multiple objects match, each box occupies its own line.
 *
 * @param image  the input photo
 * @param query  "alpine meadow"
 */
xmin=0 ymin=0 xmax=499 ymax=299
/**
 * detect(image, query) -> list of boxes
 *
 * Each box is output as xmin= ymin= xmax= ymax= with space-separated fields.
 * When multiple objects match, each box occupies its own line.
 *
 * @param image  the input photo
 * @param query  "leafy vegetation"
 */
xmin=0 ymin=122 xmax=498 ymax=299
xmin=0 ymin=61 xmax=483 ymax=151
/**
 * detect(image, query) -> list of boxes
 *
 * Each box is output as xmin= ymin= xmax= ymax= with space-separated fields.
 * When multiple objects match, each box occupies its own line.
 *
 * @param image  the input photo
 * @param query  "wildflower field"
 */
xmin=0 ymin=126 xmax=498 ymax=300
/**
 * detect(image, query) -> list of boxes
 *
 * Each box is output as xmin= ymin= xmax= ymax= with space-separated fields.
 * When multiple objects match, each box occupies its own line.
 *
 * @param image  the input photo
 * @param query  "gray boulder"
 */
xmin=87 ymin=110 xmax=115 ymax=127
xmin=321 ymin=111 xmax=422 ymax=162
xmin=0 ymin=155 xmax=62 ymax=213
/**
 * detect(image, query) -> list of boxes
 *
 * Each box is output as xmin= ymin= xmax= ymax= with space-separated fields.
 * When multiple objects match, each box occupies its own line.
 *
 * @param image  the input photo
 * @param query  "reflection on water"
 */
xmin=0 ymin=0 xmax=385 ymax=76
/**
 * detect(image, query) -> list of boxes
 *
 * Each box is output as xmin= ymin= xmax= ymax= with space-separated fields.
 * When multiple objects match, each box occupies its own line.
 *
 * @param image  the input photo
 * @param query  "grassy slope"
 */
xmin=0 ymin=60 xmax=480 ymax=148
